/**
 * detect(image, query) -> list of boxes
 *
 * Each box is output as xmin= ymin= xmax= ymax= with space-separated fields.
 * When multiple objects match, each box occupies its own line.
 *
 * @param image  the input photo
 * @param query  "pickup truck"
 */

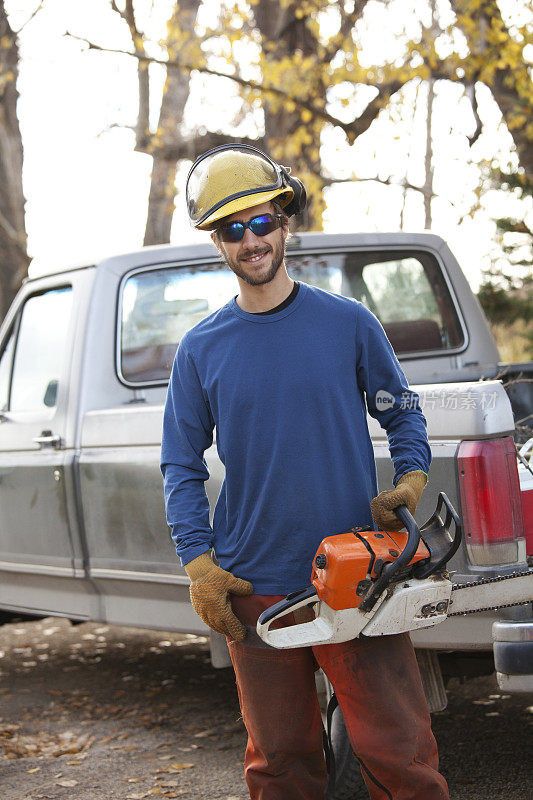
xmin=0 ymin=231 xmax=531 ymax=704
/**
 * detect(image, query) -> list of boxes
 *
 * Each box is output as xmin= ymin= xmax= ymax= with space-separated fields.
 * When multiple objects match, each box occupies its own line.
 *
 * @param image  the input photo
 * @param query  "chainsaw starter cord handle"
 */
xmin=359 ymin=504 xmax=421 ymax=612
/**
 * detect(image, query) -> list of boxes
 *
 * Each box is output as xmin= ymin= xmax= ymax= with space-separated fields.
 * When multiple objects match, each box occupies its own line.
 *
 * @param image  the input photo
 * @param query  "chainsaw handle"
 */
xmin=256 ymin=587 xmax=327 ymax=648
xmin=257 ymin=586 xmax=318 ymax=627
xmin=359 ymin=503 xmax=420 ymax=612
xmin=394 ymin=504 xmax=421 ymax=556
xmin=413 ymin=492 xmax=462 ymax=579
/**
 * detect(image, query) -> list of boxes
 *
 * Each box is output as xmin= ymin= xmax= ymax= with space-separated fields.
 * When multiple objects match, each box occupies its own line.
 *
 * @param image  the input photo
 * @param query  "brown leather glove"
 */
xmin=185 ymin=552 xmax=253 ymax=642
xmin=370 ymin=470 xmax=427 ymax=532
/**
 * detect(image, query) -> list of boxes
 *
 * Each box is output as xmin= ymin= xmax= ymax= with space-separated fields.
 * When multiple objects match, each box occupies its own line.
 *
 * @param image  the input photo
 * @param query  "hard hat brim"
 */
xmin=196 ymin=186 xmax=294 ymax=230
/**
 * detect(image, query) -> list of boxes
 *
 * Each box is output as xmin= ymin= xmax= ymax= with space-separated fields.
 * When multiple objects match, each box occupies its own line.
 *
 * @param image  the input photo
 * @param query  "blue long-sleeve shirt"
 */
xmin=160 ymin=282 xmax=431 ymax=593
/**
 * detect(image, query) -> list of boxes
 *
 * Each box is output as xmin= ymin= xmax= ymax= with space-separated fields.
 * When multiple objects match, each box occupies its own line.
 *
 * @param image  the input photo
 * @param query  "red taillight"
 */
xmin=458 ymin=436 xmax=525 ymax=566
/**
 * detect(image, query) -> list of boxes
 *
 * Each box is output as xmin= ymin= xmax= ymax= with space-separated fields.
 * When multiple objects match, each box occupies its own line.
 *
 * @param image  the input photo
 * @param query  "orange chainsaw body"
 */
xmin=311 ymin=527 xmax=430 ymax=611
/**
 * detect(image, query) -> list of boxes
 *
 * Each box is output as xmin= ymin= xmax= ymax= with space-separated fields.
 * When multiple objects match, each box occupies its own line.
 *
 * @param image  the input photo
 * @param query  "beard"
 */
xmin=219 ymin=232 xmax=286 ymax=286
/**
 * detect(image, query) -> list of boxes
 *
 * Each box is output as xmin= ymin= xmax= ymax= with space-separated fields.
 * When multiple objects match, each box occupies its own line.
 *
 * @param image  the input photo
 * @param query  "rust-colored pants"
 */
xmin=228 ymin=594 xmax=450 ymax=800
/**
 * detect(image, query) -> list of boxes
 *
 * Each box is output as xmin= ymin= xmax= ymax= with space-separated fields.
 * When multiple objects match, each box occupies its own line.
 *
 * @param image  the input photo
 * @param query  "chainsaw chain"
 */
xmin=448 ymin=570 xmax=533 ymax=617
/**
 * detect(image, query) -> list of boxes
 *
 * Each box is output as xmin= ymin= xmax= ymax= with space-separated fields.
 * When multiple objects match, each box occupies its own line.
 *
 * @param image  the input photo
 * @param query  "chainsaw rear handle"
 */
xmin=358 ymin=504 xmax=419 ymax=612
xmin=256 ymin=585 xmax=322 ymax=647
xmin=256 ymin=585 xmax=318 ymax=628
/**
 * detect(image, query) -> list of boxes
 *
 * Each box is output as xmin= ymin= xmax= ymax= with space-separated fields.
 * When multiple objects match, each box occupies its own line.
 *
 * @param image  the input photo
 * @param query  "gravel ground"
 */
xmin=0 ymin=616 xmax=531 ymax=800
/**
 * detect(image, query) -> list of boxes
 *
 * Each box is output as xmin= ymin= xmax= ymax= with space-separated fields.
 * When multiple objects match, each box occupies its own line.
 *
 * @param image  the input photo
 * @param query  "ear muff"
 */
xmin=280 ymin=167 xmax=307 ymax=218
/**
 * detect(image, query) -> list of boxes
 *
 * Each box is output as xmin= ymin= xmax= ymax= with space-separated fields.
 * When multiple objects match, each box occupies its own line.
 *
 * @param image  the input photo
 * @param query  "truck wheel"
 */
xmin=325 ymin=696 xmax=369 ymax=800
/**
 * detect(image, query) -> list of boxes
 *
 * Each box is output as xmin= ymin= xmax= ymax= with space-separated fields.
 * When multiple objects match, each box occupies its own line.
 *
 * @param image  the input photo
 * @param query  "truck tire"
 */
xmin=325 ymin=698 xmax=369 ymax=800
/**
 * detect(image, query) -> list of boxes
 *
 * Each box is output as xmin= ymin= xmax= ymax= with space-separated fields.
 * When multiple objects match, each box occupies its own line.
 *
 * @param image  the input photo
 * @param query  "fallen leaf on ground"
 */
xmin=99 ymin=735 xmax=118 ymax=744
xmin=0 ymin=724 xmax=21 ymax=737
xmin=169 ymin=763 xmax=194 ymax=772
xmin=2 ymin=730 xmax=94 ymax=759
xmin=151 ymin=762 xmax=194 ymax=776
xmin=56 ymin=779 xmax=79 ymax=787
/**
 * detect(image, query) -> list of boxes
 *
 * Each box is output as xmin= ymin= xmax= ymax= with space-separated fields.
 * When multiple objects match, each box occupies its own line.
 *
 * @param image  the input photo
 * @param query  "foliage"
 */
xmin=59 ymin=0 xmax=531 ymax=245
xmin=477 ymin=167 xmax=533 ymax=357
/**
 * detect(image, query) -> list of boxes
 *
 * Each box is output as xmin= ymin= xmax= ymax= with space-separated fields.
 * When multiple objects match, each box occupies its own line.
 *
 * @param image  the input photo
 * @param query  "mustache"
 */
xmin=239 ymin=246 xmax=270 ymax=260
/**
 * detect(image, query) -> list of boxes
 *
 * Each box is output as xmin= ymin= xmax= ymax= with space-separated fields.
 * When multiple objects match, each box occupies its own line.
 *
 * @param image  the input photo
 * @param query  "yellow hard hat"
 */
xmin=186 ymin=145 xmax=296 ymax=230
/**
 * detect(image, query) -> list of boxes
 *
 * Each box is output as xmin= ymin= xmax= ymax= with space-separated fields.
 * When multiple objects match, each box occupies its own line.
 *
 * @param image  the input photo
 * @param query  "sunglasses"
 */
xmin=216 ymin=213 xmax=284 ymax=243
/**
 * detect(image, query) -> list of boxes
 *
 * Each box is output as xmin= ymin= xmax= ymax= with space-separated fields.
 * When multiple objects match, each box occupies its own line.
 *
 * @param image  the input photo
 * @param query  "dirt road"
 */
xmin=0 ymin=616 xmax=531 ymax=800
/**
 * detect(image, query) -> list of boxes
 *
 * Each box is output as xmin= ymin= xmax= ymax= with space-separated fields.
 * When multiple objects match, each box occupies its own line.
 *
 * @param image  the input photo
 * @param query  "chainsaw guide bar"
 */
xmin=448 ymin=570 xmax=533 ymax=616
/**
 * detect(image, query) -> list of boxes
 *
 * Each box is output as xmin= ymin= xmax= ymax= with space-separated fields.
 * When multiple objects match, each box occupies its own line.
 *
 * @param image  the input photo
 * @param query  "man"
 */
xmin=161 ymin=144 xmax=449 ymax=800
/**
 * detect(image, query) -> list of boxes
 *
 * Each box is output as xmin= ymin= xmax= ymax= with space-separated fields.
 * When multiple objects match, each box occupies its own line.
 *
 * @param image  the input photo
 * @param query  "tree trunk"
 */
xmin=423 ymin=78 xmax=435 ymax=230
xmin=254 ymin=0 xmax=325 ymax=230
xmin=451 ymin=0 xmax=533 ymax=184
xmin=143 ymin=0 xmax=201 ymax=246
xmin=0 ymin=1 xmax=28 ymax=322
xmin=143 ymin=57 xmax=192 ymax=246
xmin=491 ymin=69 xmax=533 ymax=179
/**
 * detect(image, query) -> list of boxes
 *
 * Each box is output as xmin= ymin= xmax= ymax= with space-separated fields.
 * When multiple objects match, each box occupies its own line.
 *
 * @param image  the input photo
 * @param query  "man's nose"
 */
xmin=241 ymin=226 xmax=262 ymax=247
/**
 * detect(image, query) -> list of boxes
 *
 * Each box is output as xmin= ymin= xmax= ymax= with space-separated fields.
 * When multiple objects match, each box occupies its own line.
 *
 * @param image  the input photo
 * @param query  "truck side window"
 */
xmin=9 ymin=287 xmax=73 ymax=413
xmin=342 ymin=251 xmax=464 ymax=354
xmin=359 ymin=257 xmax=449 ymax=352
xmin=287 ymin=250 xmax=464 ymax=355
xmin=120 ymin=266 xmax=237 ymax=384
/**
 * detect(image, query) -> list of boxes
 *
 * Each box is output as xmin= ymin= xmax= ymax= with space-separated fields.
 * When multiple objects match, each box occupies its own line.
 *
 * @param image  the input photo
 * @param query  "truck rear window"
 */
xmin=119 ymin=250 xmax=464 ymax=385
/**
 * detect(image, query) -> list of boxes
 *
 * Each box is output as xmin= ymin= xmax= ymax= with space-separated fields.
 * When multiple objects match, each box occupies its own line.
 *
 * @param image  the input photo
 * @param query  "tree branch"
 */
xmin=322 ymin=173 xmax=460 ymax=211
xmin=321 ymin=0 xmax=370 ymax=63
xmin=110 ymin=0 xmax=145 ymax=42
xmin=14 ymin=0 xmax=43 ymax=34
xmin=95 ymin=122 xmax=136 ymax=137
xmin=464 ymin=82 xmax=482 ymax=146
xmin=108 ymin=2 xmax=150 ymax=150
xmin=65 ymin=32 xmax=407 ymax=143
xmin=139 ymin=132 xmax=267 ymax=161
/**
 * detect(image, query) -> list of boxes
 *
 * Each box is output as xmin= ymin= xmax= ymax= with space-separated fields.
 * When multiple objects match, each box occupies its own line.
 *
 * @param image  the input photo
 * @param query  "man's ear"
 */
xmin=210 ymin=230 xmax=222 ymax=254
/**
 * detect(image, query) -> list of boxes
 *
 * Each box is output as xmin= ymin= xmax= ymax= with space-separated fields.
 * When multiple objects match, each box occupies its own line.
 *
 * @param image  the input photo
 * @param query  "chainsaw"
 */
xmin=256 ymin=493 xmax=533 ymax=648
